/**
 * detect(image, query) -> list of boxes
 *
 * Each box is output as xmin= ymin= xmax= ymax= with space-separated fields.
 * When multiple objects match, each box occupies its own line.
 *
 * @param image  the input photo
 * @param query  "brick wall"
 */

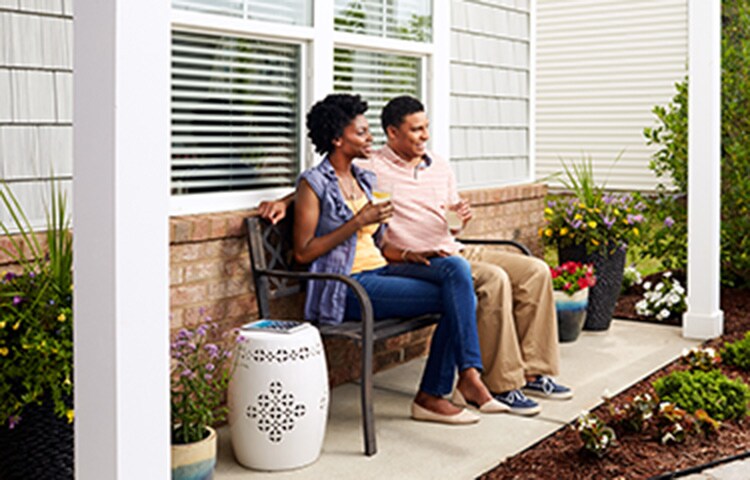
xmin=168 ymin=182 xmax=547 ymax=387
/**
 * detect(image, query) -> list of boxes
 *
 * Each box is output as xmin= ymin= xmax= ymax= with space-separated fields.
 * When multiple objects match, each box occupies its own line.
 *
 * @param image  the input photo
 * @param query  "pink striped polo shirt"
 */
xmin=355 ymin=145 xmax=463 ymax=254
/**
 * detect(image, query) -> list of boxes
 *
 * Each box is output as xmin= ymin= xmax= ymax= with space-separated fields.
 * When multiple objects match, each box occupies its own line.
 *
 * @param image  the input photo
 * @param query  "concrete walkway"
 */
xmin=216 ymin=320 xmax=700 ymax=480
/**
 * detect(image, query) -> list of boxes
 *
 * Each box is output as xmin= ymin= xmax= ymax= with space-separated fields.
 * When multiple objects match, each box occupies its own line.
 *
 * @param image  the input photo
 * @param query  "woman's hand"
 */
xmin=355 ymin=200 xmax=393 ymax=227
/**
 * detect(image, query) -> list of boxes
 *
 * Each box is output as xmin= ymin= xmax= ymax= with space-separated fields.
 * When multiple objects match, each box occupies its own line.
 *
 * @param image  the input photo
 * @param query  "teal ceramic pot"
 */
xmin=554 ymin=287 xmax=589 ymax=342
xmin=172 ymin=427 xmax=217 ymax=480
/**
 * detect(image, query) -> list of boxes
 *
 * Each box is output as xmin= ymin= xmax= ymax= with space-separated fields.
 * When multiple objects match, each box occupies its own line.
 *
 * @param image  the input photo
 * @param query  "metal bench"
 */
xmin=244 ymin=212 xmax=531 ymax=456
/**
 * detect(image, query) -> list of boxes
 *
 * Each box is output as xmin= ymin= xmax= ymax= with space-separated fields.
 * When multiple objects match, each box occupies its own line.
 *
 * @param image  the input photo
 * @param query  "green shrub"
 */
xmin=643 ymin=0 xmax=750 ymax=286
xmin=722 ymin=332 xmax=750 ymax=371
xmin=653 ymin=370 xmax=750 ymax=421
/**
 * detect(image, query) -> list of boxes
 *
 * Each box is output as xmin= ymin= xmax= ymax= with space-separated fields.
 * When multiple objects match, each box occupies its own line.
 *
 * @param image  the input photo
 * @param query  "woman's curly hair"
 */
xmin=306 ymin=94 xmax=368 ymax=155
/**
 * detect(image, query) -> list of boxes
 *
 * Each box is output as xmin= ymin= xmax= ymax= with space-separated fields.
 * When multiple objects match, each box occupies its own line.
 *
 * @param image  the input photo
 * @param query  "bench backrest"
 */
xmin=245 ymin=209 xmax=302 ymax=318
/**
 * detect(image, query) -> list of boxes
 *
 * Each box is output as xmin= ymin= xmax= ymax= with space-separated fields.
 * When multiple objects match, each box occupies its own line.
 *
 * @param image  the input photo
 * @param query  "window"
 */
xmin=170 ymin=0 xmax=440 ymax=214
xmin=334 ymin=48 xmax=422 ymax=145
xmin=334 ymin=0 xmax=432 ymax=41
xmin=173 ymin=0 xmax=312 ymax=26
xmin=171 ymin=31 xmax=301 ymax=195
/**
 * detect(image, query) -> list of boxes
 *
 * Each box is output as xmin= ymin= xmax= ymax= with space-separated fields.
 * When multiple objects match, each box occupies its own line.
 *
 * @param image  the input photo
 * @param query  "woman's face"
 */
xmin=333 ymin=114 xmax=373 ymax=159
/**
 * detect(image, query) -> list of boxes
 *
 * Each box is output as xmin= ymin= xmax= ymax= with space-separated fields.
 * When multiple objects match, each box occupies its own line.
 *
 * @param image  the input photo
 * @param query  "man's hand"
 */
xmin=257 ymin=200 xmax=288 ymax=225
xmin=402 ymin=249 xmax=451 ymax=266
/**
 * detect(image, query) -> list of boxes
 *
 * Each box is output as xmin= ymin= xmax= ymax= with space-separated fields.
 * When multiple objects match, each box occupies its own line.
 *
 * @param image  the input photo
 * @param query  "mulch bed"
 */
xmin=480 ymin=281 xmax=750 ymax=480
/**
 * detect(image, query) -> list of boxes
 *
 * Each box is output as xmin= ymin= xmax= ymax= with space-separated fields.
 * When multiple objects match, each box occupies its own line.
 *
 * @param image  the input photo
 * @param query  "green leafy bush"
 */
xmin=643 ymin=0 xmax=750 ymax=286
xmin=653 ymin=370 xmax=750 ymax=421
xmin=721 ymin=331 xmax=750 ymax=371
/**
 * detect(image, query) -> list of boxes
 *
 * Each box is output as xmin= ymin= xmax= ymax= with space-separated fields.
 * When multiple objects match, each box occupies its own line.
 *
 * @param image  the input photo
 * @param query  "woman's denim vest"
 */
xmin=298 ymin=157 xmax=382 ymax=325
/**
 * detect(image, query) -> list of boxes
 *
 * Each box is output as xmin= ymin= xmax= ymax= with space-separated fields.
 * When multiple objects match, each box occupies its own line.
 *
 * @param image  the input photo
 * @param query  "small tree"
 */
xmin=643 ymin=0 xmax=750 ymax=287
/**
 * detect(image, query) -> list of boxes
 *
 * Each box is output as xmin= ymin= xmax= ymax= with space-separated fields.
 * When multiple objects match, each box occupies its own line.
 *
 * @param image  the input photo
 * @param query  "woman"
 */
xmin=294 ymin=94 xmax=505 ymax=423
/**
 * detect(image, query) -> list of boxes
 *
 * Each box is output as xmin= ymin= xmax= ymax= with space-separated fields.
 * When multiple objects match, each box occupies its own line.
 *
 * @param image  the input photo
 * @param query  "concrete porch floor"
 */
xmin=216 ymin=320 xmax=701 ymax=480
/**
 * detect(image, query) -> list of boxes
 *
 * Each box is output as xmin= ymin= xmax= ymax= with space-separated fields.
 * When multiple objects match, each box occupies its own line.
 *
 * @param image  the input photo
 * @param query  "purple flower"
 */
xmin=204 ymin=373 xmax=213 ymax=381
xmin=12 ymin=296 xmax=22 ymax=305
xmin=204 ymin=343 xmax=219 ymax=359
xmin=8 ymin=415 xmax=21 ymax=429
xmin=205 ymin=363 xmax=215 ymax=372
xmin=602 ymin=194 xmax=614 ymax=205
xmin=3 ymin=272 xmax=16 ymax=282
xmin=603 ymin=216 xmax=615 ymax=229
xmin=547 ymin=200 xmax=557 ymax=208
xmin=571 ymin=219 xmax=583 ymax=229
xmin=181 ymin=368 xmax=193 ymax=378
xmin=48 ymin=299 xmax=56 ymax=306
xmin=627 ymin=214 xmax=644 ymax=224
xmin=664 ymin=216 xmax=675 ymax=228
xmin=635 ymin=202 xmax=646 ymax=211
xmin=177 ymin=329 xmax=193 ymax=340
xmin=196 ymin=324 xmax=209 ymax=336
xmin=28 ymin=272 xmax=35 ymax=278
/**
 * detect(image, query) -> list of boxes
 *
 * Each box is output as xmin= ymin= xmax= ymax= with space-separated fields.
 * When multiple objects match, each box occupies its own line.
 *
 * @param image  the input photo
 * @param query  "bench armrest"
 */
xmin=456 ymin=238 xmax=532 ymax=256
xmin=254 ymin=268 xmax=375 ymax=343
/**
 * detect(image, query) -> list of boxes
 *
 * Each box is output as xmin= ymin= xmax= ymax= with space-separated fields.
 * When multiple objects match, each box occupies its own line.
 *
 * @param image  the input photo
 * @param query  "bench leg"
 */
xmin=361 ymin=338 xmax=376 ymax=456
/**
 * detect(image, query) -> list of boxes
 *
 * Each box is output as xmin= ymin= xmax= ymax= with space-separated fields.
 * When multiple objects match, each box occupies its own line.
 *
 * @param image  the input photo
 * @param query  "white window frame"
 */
xmin=169 ymin=1 xmax=449 ymax=216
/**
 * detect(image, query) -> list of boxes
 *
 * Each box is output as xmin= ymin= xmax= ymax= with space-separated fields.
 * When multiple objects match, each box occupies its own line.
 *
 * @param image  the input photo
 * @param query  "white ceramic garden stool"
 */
xmin=228 ymin=321 xmax=328 ymax=471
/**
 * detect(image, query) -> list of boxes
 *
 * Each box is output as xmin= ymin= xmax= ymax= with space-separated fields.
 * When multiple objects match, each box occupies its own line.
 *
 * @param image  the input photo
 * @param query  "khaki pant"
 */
xmin=460 ymin=246 xmax=560 ymax=392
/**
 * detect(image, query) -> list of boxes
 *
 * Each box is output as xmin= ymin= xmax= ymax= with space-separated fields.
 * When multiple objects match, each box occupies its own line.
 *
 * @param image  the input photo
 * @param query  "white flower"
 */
xmin=656 ymin=309 xmax=670 ymax=320
xmin=705 ymin=347 xmax=716 ymax=356
xmin=664 ymin=271 xmax=673 ymax=278
xmin=655 ymin=282 xmax=664 ymax=292
xmin=662 ymin=432 xmax=676 ymax=444
xmin=643 ymin=281 xmax=652 ymax=290
xmin=602 ymin=388 xmax=612 ymax=400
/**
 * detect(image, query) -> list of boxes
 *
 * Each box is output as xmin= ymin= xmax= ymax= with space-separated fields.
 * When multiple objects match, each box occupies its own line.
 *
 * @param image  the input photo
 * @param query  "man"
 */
xmin=259 ymin=96 xmax=572 ymax=415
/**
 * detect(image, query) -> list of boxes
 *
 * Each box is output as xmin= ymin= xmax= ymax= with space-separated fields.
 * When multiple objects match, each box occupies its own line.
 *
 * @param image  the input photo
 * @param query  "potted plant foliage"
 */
xmin=171 ymin=315 xmax=239 ymax=480
xmin=550 ymin=261 xmax=597 ymax=342
xmin=541 ymin=156 xmax=646 ymax=331
xmin=0 ymin=182 xmax=74 ymax=479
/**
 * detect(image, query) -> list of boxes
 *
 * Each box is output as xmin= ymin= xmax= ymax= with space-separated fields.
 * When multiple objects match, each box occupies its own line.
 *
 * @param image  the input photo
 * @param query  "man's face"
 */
xmin=387 ymin=111 xmax=430 ymax=160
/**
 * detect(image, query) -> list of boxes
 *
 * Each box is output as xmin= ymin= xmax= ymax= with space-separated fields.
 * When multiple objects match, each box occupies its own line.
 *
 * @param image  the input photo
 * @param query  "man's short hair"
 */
xmin=306 ymin=94 xmax=368 ymax=155
xmin=381 ymin=95 xmax=424 ymax=134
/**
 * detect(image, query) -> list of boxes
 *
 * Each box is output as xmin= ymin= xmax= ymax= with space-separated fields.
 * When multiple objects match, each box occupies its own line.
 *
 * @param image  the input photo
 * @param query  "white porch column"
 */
xmin=429 ymin=0 xmax=450 ymax=156
xmin=684 ymin=0 xmax=723 ymax=339
xmin=74 ymin=0 xmax=171 ymax=478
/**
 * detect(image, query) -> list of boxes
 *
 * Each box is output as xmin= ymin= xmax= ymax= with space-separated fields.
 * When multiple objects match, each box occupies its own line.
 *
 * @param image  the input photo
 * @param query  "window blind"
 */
xmin=171 ymin=30 xmax=301 ymax=195
xmin=334 ymin=0 xmax=432 ymax=42
xmin=333 ymin=48 xmax=422 ymax=146
xmin=173 ymin=0 xmax=312 ymax=26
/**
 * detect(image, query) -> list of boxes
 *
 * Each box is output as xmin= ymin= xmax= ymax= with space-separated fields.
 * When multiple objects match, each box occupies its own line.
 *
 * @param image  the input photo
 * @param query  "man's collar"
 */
xmin=382 ymin=144 xmax=433 ymax=168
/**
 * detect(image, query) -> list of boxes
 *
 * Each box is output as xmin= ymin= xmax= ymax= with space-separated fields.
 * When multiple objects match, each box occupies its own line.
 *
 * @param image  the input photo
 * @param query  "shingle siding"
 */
xmin=450 ymin=0 xmax=532 ymax=190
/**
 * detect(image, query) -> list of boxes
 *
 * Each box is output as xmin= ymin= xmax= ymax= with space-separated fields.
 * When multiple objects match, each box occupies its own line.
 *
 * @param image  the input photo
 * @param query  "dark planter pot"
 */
xmin=554 ymin=288 xmax=588 ymax=342
xmin=558 ymin=243 xmax=627 ymax=331
xmin=0 ymin=397 xmax=74 ymax=480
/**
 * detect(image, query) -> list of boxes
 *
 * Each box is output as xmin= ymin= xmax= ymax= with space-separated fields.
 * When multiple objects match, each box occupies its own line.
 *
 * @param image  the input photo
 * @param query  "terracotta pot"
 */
xmin=171 ymin=426 xmax=217 ymax=480
xmin=554 ymin=287 xmax=589 ymax=342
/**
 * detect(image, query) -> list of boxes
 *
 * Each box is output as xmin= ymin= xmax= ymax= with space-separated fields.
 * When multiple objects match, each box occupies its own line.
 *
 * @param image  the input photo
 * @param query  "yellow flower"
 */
xmin=0 ymin=347 xmax=8 ymax=357
xmin=622 ymin=218 xmax=629 ymax=225
xmin=544 ymin=228 xmax=553 ymax=237
xmin=591 ymin=239 xmax=600 ymax=246
xmin=57 ymin=313 xmax=66 ymax=322
xmin=633 ymin=227 xmax=640 ymax=236
xmin=12 ymin=321 xmax=20 ymax=331
xmin=560 ymin=227 xmax=569 ymax=236
xmin=587 ymin=221 xmax=597 ymax=229
xmin=613 ymin=209 xmax=621 ymax=216
xmin=538 ymin=227 xmax=544 ymax=237
xmin=64 ymin=376 xmax=72 ymax=387
xmin=0 ymin=321 xmax=5 ymax=329
xmin=594 ymin=208 xmax=601 ymax=213
xmin=66 ymin=409 xmax=75 ymax=423
xmin=574 ymin=214 xmax=583 ymax=221
xmin=578 ymin=203 xmax=586 ymax=209
xmin=544 ymin=207 xmax=554 ymax=216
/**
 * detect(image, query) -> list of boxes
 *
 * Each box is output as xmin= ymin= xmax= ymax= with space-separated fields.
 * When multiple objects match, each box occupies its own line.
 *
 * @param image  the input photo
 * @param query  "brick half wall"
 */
xmin=168 ymin=182 xmax=547 ymax=387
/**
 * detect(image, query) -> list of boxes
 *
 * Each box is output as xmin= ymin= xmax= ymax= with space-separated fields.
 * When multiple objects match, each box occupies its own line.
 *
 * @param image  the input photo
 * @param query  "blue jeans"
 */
xmin=344 ymin=256 xmax=482 ymax=396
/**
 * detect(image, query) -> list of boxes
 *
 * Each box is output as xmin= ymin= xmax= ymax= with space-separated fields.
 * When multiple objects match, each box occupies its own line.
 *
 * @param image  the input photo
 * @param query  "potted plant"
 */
xmin=550 ymin=262 xmax=597 ymax=342
xmin=541 ymin=156 xmax=646 ymax=331
xmin=0 ymin=182 xmax=74 ymax=479
xmin=171 ymin=315 xmax=239 ymax=480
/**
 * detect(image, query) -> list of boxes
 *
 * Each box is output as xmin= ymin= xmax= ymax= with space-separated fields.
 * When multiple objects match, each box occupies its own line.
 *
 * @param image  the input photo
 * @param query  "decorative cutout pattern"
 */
xmin=247 ymin=381 xmax=306 ymax=443
xmin=239 ymin=342 xmax=323 ymax=364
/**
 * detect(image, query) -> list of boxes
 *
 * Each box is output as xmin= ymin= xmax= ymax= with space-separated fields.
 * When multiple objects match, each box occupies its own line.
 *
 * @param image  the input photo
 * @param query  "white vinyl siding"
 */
xmin=333 ymin=48 xmax=422 ymax=146
xmin=535 ymin=0 xmax=688 ymax=192
xmin=170 ymin=31 xmax=301 ymax=195
xmin=449 ymin=0 xmax=532 ymax=189
xmin=0 ymin=4 xmax=73 ymax=229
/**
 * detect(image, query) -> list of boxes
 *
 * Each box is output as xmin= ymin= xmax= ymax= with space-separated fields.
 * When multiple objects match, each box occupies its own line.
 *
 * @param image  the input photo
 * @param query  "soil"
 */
xmin=480 ymin=284 xmax=750 ymax=480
